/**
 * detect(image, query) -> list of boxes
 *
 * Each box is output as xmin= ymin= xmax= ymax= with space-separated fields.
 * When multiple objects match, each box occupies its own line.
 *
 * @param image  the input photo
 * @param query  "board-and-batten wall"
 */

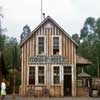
xmin=21 ymin=21 xmax=76 ymax=96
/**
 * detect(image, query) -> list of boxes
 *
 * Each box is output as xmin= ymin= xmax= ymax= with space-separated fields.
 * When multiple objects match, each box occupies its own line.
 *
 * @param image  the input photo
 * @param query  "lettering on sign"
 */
xmin=29 ymin=55 xmax=68 ymax=64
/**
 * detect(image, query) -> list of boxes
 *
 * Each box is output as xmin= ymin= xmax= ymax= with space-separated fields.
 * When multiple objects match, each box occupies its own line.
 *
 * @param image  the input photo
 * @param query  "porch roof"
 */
xmin=77 ymin=68 xmax=91 ymax=78
xmin=76 ymin=55 xmax=92 ymax=65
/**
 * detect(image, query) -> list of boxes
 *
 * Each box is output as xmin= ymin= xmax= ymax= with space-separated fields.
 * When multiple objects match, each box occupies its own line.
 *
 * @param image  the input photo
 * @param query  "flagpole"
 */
xmin=41 ymin=0 xmax=43 ymax=22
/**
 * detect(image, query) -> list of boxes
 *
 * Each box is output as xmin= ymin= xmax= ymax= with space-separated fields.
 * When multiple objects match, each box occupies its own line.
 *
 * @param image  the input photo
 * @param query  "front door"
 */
xmin=63 ymin=66 xmax=72 ymax=96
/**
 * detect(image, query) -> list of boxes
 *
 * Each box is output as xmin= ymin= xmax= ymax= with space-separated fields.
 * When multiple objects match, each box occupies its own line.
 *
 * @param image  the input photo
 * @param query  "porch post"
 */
xmin=72 ymin=65 xmax=76 ymax=96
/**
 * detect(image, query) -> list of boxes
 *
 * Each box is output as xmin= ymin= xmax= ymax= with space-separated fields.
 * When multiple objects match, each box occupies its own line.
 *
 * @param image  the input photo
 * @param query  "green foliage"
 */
xmin=3 ymin=37 xmax=21 ymax=69
xmin=76 ymin=17 xmax=100 ymax=77
xmin=0 ymin=34 xmax=6 ymax=51
xmin=72 ymin=33 xmax=80 ymax=44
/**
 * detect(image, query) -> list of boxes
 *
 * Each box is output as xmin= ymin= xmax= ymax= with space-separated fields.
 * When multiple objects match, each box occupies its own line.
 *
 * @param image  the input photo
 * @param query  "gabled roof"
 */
xmin=76 ymin=55 xmax=92 ymax=65
xmin=20 ymin=16 xmax=78 ymax=46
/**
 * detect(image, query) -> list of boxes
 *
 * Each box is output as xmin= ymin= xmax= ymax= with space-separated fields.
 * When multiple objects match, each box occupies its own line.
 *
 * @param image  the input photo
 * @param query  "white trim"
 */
xmin=36 ymin=35 xmax=47 ymax=55
xmin=27 ymin=65 xmax=36 ymax=85
xmin=62 ymin=64 xmax=73 ymax=67
xmin=60 ymin=65 xmax=62 ymax=84
xmin=36 ymin=65 xmax=38 ymax=85
xmin=28 ymin=65 xmax=46 ymax=85
xmin=51 ymin=35 xmax=62 ymax=55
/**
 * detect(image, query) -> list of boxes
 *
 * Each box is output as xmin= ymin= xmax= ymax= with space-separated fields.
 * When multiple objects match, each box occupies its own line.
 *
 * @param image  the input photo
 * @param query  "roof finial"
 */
xmin=82 ymin=67 xmax=84 ymax=73
xmin=43 ymin=13 xmax=45 ymax=20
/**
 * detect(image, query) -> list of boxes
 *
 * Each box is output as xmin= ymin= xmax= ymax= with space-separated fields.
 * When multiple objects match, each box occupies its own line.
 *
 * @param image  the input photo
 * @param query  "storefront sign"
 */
xmin=29 ymin=55 xmax=68 ymax=64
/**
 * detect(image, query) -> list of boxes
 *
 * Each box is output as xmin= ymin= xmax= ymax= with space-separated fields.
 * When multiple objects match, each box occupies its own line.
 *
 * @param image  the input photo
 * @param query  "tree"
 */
xmin=3 ymin=37 xmax=21 ymax=69
xmin=0 ymin=52 xmax=7 ymax=77
xmin=72 ymin=33 xmax=80 ymax=44
xmin=77 ymin=17 xmax=100 ymax=77
xmin=0 ymin=6 xmax=7 ymax=79
xmin=96 ymin=18 xmax=100 ymax=38
xmin=0 ymin=7 xmax=5 ymax=51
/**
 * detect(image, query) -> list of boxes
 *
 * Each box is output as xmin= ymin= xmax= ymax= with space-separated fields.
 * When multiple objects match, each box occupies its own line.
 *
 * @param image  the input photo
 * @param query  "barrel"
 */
xmin=91 ymin=90 xmax=98 ymax=97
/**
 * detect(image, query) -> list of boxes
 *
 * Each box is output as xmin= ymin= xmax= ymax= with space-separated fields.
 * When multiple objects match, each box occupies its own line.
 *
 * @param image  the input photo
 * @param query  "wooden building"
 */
xmin=20 ymin=16 xmax=78 ymax=97
xmin=76 ymin=55 xmax=92 ymax=96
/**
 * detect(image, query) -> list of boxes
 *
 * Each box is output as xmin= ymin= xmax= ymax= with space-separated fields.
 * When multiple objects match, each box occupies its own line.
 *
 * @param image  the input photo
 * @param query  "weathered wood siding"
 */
xmin=20 ymin=20 xmax=76 ymax=96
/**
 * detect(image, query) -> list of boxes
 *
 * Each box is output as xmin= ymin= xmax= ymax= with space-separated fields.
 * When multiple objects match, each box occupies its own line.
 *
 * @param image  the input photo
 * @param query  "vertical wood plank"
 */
xmin=70 ymin=41 xmax=72 ymax=64
xmin=68 ymin=39 xmax=70 ymax=64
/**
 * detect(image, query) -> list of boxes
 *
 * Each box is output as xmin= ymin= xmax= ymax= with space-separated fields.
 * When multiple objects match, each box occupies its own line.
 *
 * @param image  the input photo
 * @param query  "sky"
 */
xmin=0 ymin=0 xmax=100 ymax=42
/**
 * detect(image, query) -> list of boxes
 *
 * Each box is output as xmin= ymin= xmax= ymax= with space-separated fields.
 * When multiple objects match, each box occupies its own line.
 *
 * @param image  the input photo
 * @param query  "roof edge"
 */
xmin=20 ymin=16 xmax=78 ymax=46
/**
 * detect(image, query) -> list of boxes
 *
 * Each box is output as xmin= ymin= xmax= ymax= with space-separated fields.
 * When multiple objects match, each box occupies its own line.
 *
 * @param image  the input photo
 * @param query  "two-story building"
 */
xmin=20 ymin=16 xmax=78 ymax=97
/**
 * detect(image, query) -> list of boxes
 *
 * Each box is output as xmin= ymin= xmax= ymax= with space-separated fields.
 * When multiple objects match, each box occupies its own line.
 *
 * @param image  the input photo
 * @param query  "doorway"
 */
xmin=63 ymin=66 xmax=72 ymax=96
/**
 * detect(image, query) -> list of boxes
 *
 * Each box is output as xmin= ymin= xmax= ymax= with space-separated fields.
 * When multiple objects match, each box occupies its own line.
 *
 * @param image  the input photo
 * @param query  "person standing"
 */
xmin=1 ymin=79 xmax=6 ymax=100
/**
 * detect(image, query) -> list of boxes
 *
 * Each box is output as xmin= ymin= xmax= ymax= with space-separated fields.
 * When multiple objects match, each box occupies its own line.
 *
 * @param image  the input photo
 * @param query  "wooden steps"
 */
xmin=76 ymin=87 xmax=89 ymax=97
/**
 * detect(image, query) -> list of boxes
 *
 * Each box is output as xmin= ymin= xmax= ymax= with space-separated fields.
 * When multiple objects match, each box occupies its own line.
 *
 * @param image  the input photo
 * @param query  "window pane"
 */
xmin=53 ymin=37 xmax=59 ymax=55
xmin=54 ymin=67 xmax=59 ymax=75
xmin=38 ymin=66 xmax=45 ymax=84
xmin=54 ymin=76 xmax=59 ymax=84
xmin=38 ymin=37 xmax=44 ymax=54
xmin=38 ymin=67 xmax=44 ymax=75
xmin=53 ymin=37 xmax=59 ymax=46
xmin=38 ymin=46 xmax=44 ymax=54
xmin=53 ymin=49 xmax=59 ymax=55
xmin=39 ymin=76 xmax=44 ymax=84
xmin=39 ymin=37 xmax=44 ymax=42
xmin=53 ymin=66 xmax=60 ymax=84
xmin=29 ymin=67 xmax=35 ymax=84
xmin=53 ymin=46 xmax=59 ymax=49
xmin=64 ymin=67 xmax=71 ymax=74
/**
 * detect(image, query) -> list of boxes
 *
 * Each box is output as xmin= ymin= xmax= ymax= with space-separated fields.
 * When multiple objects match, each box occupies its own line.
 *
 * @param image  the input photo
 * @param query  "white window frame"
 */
xmin=51 ymin=65 xmax=61 ymax=85
xmin=51 ymin=35 xmax=62 ymax=55
xmin=28 ymin=65 xmax=46 ymax=85
xmin=36 ymin=35 xmax=46 ymax=55
xmin=37 ymin=65 xmax=46 ymax=85
xmin=28 ymin=66 xmax=36 ymax=85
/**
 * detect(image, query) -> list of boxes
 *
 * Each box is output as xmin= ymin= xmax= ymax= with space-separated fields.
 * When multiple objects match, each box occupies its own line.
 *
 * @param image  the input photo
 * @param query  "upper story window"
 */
xmin=37 ymin=36 xmax=46 ymax=55
xmin=53 ymin=37 xmax=59 ymax=55
xmin=38 ymin=37 xmax=44 ymax=54
xmin=52 ymin=36 xmax=61 ymax=55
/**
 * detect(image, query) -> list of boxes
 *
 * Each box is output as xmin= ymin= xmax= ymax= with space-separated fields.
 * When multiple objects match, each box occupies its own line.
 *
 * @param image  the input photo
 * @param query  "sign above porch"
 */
xmin=29 ymin=55 xmax=68 ymax=65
